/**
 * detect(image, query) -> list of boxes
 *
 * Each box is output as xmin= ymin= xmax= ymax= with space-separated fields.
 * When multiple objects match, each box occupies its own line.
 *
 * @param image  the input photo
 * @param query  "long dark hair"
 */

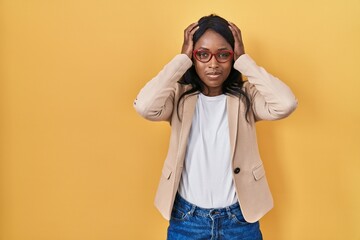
xmin=177 ymin=14 xmax=251 ymax=122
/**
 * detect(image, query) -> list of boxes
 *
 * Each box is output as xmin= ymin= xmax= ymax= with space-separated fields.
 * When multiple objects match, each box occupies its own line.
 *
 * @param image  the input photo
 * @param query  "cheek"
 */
xmin=225 ymin=62 xmax=232 ymax=71
xmin=223 ymin=64 xmax=233 ymax=77
xmin=194 ymin=63 xmax=205 ymax=76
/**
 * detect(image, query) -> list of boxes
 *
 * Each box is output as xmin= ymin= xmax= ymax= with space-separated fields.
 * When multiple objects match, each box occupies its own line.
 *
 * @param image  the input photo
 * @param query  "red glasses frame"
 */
xmin=193 ymin=49 xmax=234 ymax=63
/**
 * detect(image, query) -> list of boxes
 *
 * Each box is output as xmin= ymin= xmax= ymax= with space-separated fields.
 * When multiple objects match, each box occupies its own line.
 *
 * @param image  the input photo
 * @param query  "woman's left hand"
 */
xmin=228 ymin=22 xmax=245 ymax=60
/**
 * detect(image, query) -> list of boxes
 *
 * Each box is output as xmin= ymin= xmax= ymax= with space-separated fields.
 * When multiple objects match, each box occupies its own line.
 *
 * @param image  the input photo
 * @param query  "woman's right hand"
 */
xmin=181 ymin=22 xmax=199 ymax=59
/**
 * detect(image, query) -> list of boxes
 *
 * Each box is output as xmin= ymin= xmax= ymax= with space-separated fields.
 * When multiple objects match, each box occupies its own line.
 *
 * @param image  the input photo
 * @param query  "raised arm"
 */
xmin=229 ymin=21 xmax=298 ymax=121
xmin=134 ymin=23 xmax=198 ymax=121
xmin=235 ymin=55 xmax=298 ymax=121
xmin=133 ymin=55 xmax=192 ymax=121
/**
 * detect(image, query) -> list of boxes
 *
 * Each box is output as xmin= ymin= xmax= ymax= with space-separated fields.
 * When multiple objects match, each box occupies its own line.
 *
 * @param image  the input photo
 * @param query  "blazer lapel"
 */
xmin=176 ymin=93 xmax=198 ymax=167
xmin=227 ymin=95 xmax=239 ymax=162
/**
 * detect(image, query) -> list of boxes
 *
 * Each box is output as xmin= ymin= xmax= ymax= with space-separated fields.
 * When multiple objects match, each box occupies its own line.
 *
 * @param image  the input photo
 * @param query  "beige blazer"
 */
xmin=134 ymin=54 xmax=298 ymax=223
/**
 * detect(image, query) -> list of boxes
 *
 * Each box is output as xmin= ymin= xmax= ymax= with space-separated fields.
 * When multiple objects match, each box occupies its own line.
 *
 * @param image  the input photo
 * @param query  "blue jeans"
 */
xmin=167 ymin=194 xmax=263 ymax=240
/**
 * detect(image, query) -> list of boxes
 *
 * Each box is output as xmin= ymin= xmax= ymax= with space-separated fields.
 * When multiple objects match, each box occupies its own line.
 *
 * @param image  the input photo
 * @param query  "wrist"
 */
xmin=235 ymin=49 xmax=245 ymax=60
xmin=181 ymin=48 xmax=192 ymax=59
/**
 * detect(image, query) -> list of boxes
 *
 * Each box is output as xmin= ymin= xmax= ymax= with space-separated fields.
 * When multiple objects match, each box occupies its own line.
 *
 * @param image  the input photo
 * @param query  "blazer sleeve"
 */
xmin=133 ymin=54 xmax=193 ymax=121
xmin=234 ymin=54 xmax=298 ymax=121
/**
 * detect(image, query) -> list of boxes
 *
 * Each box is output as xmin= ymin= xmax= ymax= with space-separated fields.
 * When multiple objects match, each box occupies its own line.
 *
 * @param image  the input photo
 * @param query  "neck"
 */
xmin=202 ymin=87 xmax=222 ymax=96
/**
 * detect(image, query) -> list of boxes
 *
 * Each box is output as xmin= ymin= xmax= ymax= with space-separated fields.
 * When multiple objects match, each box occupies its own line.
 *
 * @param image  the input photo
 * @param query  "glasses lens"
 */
xmin=216 ymin=51 xmax=232 ymax=62
xmin=195 ymin=50 xmax=211 ymax=62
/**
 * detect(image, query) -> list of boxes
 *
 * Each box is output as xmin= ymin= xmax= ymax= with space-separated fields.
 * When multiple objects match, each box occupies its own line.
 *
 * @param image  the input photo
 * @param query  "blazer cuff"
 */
xmin=233 ymin=54 xmax=257 ymax=75
xmin=172 ymin=54 xmax=193 ymax=72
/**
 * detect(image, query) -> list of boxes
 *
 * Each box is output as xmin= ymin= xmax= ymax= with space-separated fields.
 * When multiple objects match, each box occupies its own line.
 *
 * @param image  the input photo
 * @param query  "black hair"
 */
xmin=177 ymin=14 xmax=251 ymax=122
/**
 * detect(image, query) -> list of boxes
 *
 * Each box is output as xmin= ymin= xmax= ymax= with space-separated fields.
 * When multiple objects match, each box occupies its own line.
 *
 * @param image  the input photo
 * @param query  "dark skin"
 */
xmin=192 ymin=30 xmax=233 ymax=96
xmin=181 ymin=21 xmax=246 ymax=61
xmin=180 ymin=21 xmax=246 ymax=96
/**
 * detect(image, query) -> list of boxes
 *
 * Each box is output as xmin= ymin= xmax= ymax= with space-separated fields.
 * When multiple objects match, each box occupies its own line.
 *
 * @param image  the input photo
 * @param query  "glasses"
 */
xmin=193 ymin=49 xmax=234 ymax=63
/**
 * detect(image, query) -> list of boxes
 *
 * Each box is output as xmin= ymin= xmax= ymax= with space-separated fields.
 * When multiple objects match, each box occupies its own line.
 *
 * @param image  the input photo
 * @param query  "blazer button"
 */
xmin=234 ymin=167 xmax=240 ymax=174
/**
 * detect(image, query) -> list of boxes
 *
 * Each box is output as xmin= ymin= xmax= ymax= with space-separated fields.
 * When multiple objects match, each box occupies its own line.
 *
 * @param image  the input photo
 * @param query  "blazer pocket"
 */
xmin=162 ymin=165 xmax=173 ymax=180
xmin=252 ymin=164 xmax=265 ymax=181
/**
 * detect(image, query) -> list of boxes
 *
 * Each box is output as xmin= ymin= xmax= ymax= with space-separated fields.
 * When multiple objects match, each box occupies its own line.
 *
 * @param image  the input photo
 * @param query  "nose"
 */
xmin=209 ymin=55 xmax=219 ymax=68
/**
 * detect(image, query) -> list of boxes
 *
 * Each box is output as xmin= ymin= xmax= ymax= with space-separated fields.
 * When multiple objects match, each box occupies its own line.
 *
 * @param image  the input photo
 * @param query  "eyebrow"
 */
xmin=198 ymin=47 xmax=230 ymax=50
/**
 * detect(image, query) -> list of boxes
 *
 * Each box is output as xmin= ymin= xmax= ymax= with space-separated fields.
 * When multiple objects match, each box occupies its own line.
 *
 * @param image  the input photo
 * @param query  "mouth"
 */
xmin=206 ymin=72 xmax=222 ymax=79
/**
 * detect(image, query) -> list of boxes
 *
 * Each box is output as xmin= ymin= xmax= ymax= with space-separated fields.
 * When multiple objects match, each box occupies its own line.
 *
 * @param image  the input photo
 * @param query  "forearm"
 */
xmin=134 ymin=54 xmax=192 ymax=121
xmin=234 ymin=54 xmax=298 ymax=120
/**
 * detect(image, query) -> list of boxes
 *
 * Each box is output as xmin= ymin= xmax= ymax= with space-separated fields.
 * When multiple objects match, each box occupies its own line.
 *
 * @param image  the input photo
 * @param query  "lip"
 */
xmin=206 ymin=71 xmax=221 ymax=75
xmin=206 ymin=72 xmax=222 ymax=79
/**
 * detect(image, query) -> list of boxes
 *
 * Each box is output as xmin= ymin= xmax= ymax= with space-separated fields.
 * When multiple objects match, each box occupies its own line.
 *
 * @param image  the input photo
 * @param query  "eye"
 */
xmin=197 ymin=51 xmax=210 ymax=59
xmin=217 ymin=51 xmax=231 ymax=59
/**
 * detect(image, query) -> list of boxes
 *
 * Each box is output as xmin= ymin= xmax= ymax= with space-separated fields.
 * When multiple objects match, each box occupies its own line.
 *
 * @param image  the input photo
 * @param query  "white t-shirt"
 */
xmin=178 ymin=93 xmax=237 ymax=208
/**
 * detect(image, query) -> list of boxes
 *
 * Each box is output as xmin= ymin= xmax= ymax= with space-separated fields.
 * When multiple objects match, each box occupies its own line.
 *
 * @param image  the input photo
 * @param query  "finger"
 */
xmin=184 ymin=24 xmax=199 ymax=44
xmin=185 ymin=25 xmax=199 ymax=52
xmin=228 ymin=22 xmax=245 ymax=59
xmin=189 ymin=25 xmax=199 ymax=37
xmin=228 ymin=22 xmax=241 ymax=41
xmin=228 ymin=21 xmax=241 ymax=33
xmin=181 ymin=22 xmax=199 ymax=57
xmin=228 ymin=23 xmax=237 ymax=37
xmin=229 ymin=26 xmax=241 ymax=47
xmin=184 ymin=22 xmax=198 ymax=35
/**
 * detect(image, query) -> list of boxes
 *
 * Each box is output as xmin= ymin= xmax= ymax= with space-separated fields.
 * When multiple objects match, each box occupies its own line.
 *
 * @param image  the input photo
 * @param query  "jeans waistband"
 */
xmin=173 ymin=193 xmax=242 ymax=218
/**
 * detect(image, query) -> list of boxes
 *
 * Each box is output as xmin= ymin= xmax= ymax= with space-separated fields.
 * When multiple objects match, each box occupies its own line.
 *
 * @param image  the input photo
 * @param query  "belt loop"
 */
xmin=226 ymin=206 xmax=232 ymax=218
xmin=189 ymin=204 xmax=196 ymax=216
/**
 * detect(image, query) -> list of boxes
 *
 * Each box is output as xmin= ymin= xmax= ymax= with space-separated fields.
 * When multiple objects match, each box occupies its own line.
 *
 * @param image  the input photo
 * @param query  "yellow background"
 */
xmin=1 ymin=0 xmax=359 ymax=239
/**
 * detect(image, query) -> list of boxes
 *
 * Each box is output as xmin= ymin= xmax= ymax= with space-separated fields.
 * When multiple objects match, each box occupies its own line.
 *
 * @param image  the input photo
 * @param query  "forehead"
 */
xmin=194 ymin=29 xmax=232 ymax=50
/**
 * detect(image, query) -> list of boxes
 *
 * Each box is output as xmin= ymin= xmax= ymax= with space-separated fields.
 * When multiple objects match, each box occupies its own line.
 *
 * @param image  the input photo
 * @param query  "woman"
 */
xmin=134 ymin=14 xmax=297 ymax=240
